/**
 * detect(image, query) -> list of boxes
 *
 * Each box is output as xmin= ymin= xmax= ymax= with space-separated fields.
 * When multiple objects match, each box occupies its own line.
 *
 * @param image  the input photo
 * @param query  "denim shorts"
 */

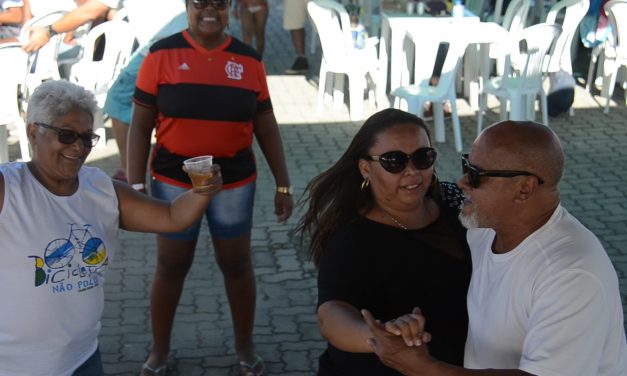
xmin=102 ymin=51 xmax=145 ymax=124
xmin=151 ymin=179 xmax=255 ymax=240
xmin=72 ymin=348 xmax=103 ymax=376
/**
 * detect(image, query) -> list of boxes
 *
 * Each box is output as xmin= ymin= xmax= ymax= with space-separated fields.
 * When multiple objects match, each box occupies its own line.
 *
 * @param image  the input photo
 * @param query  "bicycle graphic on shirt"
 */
xmin=44 ymin=223 xmax=107 ymax=269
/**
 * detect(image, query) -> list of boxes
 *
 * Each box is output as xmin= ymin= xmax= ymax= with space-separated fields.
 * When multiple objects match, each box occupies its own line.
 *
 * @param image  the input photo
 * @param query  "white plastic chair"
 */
xmin=492 ymin=0 xmax=532 ymax=75
xmin=545 ymin=0 xmax=590 ymax=74
xmin=490 ymin=0 xmax=531 ymax=27
xmin=69 ymin=20 xmax=135 ymax=104
xmin=392 ymin=38 xmax=467 ymax=152
xmin=477 ymin=23 xmax=562 ymax=133
xmin=308 ymin=0 xmax=379 ymax=121
xmin=18 ymin=10 xmax=68 ymax=109
xmin=490 ymin=0 xmax=506 ymax=24
xmin=111 ymin=6 xmax=129 ymax=22
xmin=67 ymin=20 xmax=135 ymax=143
xmin=0 ymin=43 xmax=30 ymax=162
xmin=586 ymin=40 xmax=606 ymax=91
xmin=544 ymin=0 xmax=589 ymax=116
xmin=600 ymin=0 xmax=627 ymax=113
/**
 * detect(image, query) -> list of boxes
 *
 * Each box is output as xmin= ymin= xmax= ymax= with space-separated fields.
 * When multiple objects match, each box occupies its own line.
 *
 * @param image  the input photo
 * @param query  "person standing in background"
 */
xmin=128 ymin=1 xmax=293 ymax=375
xmin=283 ymin=0 xmax=309 ymax=74
xmin=232 ymin=0 xmax=268 ymax=55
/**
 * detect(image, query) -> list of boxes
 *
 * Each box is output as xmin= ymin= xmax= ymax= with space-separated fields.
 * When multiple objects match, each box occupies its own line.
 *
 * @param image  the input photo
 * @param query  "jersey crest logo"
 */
xmin=178 ymin=63 xmax=190 ymax=71
xmin=225 ymin=61 xmax=244 ymax=80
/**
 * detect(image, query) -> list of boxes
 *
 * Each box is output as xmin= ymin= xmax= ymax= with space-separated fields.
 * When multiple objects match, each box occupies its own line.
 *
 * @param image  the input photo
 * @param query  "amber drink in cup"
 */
xmin=183 ymin=155 xmax=214 ymax=188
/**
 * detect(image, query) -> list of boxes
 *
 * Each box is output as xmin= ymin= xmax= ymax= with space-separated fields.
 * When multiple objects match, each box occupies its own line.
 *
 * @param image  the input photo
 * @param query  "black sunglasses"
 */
xmin=191 ymin=0 xmax=229 ymax=10
xmin=461 ymin=154 xmax=544 ymax=188
xmin=366 ymin=147 xmax=437 ymax=173
xmin=36 ymin=122 xmax=100 ymax=148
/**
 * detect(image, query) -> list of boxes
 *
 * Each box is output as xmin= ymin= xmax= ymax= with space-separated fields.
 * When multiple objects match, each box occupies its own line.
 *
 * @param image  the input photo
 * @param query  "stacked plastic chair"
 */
xmin=0 ymin=43 xmax=30 ymax=162
xmin=477 ymin=23 xmax=562 ymax=133
xmin=308 ymin=0 xmax=379 ymax=121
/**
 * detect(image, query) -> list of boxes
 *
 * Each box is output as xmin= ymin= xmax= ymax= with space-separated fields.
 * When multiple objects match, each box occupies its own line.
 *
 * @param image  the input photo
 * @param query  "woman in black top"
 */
xmin=296 ymin=109 xmax=471 ymax=375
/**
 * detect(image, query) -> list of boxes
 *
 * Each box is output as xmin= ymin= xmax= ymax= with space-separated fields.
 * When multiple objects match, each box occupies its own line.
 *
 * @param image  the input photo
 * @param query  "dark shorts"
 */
xmin=72 ymin=348 xmax=103 ymax=376
xmin=0 ymin=25 xmax=20 ymax=39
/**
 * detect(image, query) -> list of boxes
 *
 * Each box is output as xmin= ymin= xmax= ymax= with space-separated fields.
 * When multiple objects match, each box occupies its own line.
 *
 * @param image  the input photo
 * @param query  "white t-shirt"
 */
xmin=0 ymin=163 xmax=119 ymax=376
xmin=464 ymin=205 xmax=627 ymax=376
xmin=98 ymin=0 xmax=187 ymax=55
xmin=24 ymin=0 xmax=75 ymax=17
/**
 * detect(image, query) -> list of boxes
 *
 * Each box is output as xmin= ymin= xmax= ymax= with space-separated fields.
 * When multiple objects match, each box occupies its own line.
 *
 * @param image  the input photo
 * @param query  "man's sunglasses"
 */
xmin=461 ymin=154 xmax=544 ymax=188
xmin=366 ymin=147 xmax=437 ymax=173
xmin=36 ymin=122 xmax=100 ymax=148
xmin=191 ymin=0 xmax=229 ymax=10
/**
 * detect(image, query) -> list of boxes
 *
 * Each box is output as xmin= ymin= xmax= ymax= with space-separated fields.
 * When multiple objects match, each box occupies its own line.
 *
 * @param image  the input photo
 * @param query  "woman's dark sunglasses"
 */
xmin=36 ymin=122 xmax=100 ymax=148
xmin=191 ymin=0 xmax=229 ymax=10
xmin=461 ymin=154 xmax=544 ymax=188
xmin=366 ymin=147 xmax=437 ymax=173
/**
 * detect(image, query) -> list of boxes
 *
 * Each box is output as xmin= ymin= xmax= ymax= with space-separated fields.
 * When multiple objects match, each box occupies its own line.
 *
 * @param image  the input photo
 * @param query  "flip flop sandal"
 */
xmin=239 ymin=355 xmax=265 ymax=376
xmin=141 ymin=363 xmax=167 ymax=376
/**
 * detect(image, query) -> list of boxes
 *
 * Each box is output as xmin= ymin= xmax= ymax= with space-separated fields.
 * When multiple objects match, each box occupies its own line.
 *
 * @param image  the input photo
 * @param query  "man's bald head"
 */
xmin=475 ymin=121 xmax=565 ymax=187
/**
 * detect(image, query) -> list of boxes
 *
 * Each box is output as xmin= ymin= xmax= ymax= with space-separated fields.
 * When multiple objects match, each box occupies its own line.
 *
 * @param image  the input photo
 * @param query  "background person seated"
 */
xmin=0 ymin=0 xmax=23 ymax=43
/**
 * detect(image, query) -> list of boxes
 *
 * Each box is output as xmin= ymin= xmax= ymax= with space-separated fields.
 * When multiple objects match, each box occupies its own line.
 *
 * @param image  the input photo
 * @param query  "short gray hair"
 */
xmin=26 ymin=80 xmax=99 ymax=128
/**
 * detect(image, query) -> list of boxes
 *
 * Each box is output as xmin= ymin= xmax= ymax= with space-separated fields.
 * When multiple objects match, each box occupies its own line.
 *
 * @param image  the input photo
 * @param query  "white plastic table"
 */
xmin=376 ymin=9 xmax=480 ymax=107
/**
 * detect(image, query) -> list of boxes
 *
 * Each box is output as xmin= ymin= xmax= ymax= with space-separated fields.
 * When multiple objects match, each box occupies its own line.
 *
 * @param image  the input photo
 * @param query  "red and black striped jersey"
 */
xmin=134 ymin=31 xmax=273 ymax=189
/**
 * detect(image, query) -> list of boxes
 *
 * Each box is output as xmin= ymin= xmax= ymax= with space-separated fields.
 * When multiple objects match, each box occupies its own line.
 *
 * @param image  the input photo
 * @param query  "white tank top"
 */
xmin=0 ymin=162 xmax=119 ymax=376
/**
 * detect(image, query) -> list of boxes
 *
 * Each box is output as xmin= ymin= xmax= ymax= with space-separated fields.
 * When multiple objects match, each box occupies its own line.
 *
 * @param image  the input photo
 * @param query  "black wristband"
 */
xmin=44 ymin=24 xmax=58 ymax=37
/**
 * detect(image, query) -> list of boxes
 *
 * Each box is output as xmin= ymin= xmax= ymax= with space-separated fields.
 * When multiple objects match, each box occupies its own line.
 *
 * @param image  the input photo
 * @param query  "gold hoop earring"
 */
xmin=361 ymin=179 xmax=370 ymax=191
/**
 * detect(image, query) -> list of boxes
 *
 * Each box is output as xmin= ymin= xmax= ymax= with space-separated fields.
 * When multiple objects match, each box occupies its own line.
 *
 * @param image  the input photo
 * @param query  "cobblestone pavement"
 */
xmin=6 ymin=1 xmax=626 ymax=375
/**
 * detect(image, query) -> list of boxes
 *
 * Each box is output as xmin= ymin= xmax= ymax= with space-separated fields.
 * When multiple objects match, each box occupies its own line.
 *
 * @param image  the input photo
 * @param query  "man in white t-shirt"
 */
xmin=21 ymin=0 xmax=187 ymax=183
xmin=362 ymin=121 xmax=627 ymax=376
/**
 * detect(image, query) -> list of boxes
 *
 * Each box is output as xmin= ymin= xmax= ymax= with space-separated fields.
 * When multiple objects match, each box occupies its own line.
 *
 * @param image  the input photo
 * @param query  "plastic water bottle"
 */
xmin=351 ymin=23 xmax=367 ymax=49
xmin=452 ymin=0 xmax=464 ymax=17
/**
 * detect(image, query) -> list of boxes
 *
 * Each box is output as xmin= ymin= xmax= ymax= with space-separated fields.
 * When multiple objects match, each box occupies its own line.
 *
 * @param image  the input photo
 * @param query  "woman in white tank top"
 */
xmin=0 ymin=80 xmax=222 ymax=376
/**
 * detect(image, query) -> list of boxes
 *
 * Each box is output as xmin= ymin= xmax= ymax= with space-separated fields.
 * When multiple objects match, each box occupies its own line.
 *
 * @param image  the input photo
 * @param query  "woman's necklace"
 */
xmin=378 ymin=207 xmax=409 ymax=230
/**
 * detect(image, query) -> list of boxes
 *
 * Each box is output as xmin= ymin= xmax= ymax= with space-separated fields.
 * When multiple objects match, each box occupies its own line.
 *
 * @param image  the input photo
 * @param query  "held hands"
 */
xmin=362 ymin=308 xmax=433 ymax=374
xmin=382 ymin=307 xmax=432 ymax=347
xmin=183 ymin=164 xmax=223 ymax=196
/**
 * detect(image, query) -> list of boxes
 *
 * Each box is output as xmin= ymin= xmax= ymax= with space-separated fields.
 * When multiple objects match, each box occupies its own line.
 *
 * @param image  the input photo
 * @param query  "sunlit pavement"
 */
xmin=6 ymin=0 xmax=626 ymax=374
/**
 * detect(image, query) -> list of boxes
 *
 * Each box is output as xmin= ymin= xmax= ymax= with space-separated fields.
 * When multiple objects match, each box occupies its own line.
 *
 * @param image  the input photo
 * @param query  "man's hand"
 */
xmin=22 ymin=26 xmax=51 ymax=52
xmin=362 ymin=309 xmax=434 ymax=375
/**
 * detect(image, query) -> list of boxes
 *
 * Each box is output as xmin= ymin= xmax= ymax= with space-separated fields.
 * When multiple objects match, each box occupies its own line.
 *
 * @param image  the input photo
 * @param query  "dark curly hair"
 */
xmin=295 ymin=108 xmax=438 ymax=267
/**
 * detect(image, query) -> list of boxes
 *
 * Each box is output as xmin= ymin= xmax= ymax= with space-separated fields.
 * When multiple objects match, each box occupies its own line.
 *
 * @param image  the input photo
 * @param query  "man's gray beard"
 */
xmin=459 ymin=202 xmax=479 ymax=229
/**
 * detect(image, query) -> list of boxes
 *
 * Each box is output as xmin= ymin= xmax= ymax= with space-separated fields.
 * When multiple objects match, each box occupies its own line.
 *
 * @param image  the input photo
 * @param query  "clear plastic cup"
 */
xmin=183 ymin=155 xmax=213 ymax=187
